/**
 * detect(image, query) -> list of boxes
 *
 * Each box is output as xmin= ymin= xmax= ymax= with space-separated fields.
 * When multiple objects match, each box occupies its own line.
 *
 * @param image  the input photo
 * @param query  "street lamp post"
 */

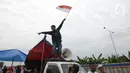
xmin=103 ymin=27 xmax=118 ymax=56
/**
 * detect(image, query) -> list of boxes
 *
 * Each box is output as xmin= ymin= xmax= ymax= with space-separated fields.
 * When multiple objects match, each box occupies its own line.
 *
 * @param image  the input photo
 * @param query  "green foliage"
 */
xmin=76 ymin=53 xmax=104 ymax=64
xmin=76 ymin=52 xmax=130 ymax=64
xmin=128 ymin=51 xmax=130 ymax=59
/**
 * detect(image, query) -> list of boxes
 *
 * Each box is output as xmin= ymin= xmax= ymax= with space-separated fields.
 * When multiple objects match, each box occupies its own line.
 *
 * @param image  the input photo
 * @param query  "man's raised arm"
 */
xmin=38 ymin=31 xmax=52 ymax=35
xmin=57 ymin=18 xmax=66 ymax=30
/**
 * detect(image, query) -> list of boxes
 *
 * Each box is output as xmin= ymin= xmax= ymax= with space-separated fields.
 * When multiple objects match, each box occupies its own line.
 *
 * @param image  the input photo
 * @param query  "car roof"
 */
xmin=45 ymin=58 xmax=76 ymax=62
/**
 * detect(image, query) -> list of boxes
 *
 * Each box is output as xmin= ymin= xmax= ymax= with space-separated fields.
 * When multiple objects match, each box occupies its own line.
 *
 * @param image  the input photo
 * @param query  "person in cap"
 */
xmin=98 ymin=64 xmax=107 ymax=73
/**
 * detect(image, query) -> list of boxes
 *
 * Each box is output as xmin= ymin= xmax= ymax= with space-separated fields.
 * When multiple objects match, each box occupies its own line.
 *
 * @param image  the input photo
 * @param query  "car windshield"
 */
xmin=61 ymin=64 xmax=86 ymax=73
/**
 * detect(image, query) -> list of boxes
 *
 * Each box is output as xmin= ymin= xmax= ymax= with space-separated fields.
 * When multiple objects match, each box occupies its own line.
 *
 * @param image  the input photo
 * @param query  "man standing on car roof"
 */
xmin=38 ymin=18 xmax=66 ymax=58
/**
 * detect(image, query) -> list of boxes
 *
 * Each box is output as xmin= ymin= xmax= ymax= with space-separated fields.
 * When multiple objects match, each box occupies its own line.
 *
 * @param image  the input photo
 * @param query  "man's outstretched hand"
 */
xmin=38 ymin=32 xmax=41 ymax=35
xmin=63 ymin=18 xmax=66 ymax=21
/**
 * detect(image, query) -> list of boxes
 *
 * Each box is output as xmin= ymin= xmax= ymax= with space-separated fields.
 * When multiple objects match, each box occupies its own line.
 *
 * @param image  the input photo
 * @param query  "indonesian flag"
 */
xmin=56 ymin=5 xmax=72 ymax=13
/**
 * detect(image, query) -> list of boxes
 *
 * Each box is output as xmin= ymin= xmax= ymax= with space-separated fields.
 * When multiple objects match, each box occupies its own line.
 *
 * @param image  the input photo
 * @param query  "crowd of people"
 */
xmin=87 ymin=64 xmax=107 ymax=73
xmin=0 ymin=64 xmax=79 ymax=73
xmin=44 ymin=63 xmax=107 ymax=73
xmin=0 ymin=65 xmax=29 ymax=73
xmin=68 ymin=64 xmax=107 ymax=73
xmin=0 ymin=61 xmax=107 ymax=73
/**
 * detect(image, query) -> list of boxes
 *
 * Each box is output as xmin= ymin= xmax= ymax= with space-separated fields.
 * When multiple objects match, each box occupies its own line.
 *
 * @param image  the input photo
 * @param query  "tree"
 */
xmin=76 ymin=53 xmax=105 ymax=64
xmin=76 ymin=51 xmax=130 ymax=64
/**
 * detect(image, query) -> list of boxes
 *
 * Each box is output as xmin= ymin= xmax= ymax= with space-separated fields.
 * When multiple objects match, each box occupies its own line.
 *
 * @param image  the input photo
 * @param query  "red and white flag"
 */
xmin=56 ymin=5 xmax=72 ymax=13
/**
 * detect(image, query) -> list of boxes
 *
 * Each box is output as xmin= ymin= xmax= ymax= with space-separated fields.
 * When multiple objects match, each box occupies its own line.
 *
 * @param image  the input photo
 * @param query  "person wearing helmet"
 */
xmin=38 ymin=18 xmax=66 ymax=58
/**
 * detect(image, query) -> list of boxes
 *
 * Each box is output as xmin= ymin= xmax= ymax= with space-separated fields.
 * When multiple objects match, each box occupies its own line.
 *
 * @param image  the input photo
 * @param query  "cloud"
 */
xmin=0 ymin=0 xmax=130 ymax=60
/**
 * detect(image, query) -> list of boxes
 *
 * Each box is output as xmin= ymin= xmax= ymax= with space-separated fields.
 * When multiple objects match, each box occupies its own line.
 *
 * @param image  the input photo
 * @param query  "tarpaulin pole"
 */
xmin=11 ymin=57 xmax=14 ymax=66
xmin=40 ymin=34 xmax=46 ymax=73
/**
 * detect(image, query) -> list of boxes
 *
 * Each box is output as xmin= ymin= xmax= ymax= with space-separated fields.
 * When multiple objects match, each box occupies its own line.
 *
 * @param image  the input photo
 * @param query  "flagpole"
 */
xmin=56 ymin=5 xmax=72 ymax=19
xmin=65 ymin=0 xmax=80 ymax=19
xmin=65 ymin=11 xmax=70 ymax=18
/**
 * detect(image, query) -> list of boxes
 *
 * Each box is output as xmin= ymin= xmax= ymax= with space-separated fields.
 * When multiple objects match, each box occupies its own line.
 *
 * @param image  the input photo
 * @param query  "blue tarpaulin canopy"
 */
xmin=0 ymin=49 xmax=27 ymax=62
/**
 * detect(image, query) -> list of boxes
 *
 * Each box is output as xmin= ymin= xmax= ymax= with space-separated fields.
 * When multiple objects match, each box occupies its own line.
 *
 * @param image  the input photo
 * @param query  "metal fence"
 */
xmin=81 ymin=63 xmax=130 ymax=73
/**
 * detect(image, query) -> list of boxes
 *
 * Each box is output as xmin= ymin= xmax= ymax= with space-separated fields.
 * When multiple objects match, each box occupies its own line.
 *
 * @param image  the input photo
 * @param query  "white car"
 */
xmin=43 ymin=59 xmax=87 ymax=73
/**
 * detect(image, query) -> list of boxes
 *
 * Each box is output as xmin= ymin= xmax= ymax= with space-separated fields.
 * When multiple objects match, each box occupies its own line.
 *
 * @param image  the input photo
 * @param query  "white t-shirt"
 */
xmin=87 ymin=71 xmax=98 ymax=73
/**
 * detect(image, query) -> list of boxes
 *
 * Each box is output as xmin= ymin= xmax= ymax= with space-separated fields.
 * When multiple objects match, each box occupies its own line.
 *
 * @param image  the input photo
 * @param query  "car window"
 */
xmin=61 ymin=64 xmax=86 ymax=73
xmin=47 ymin=65 xmax=60 ymax=73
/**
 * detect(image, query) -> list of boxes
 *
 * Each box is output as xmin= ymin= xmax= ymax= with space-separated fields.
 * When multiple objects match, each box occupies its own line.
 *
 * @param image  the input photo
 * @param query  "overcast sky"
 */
xmin=0 ymin=0 xmax=130 ymax=60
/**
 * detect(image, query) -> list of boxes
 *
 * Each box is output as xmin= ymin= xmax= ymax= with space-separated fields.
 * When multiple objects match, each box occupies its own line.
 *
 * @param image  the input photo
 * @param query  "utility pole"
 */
xmin=103 ymin=27 xmax=118 ymax=56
